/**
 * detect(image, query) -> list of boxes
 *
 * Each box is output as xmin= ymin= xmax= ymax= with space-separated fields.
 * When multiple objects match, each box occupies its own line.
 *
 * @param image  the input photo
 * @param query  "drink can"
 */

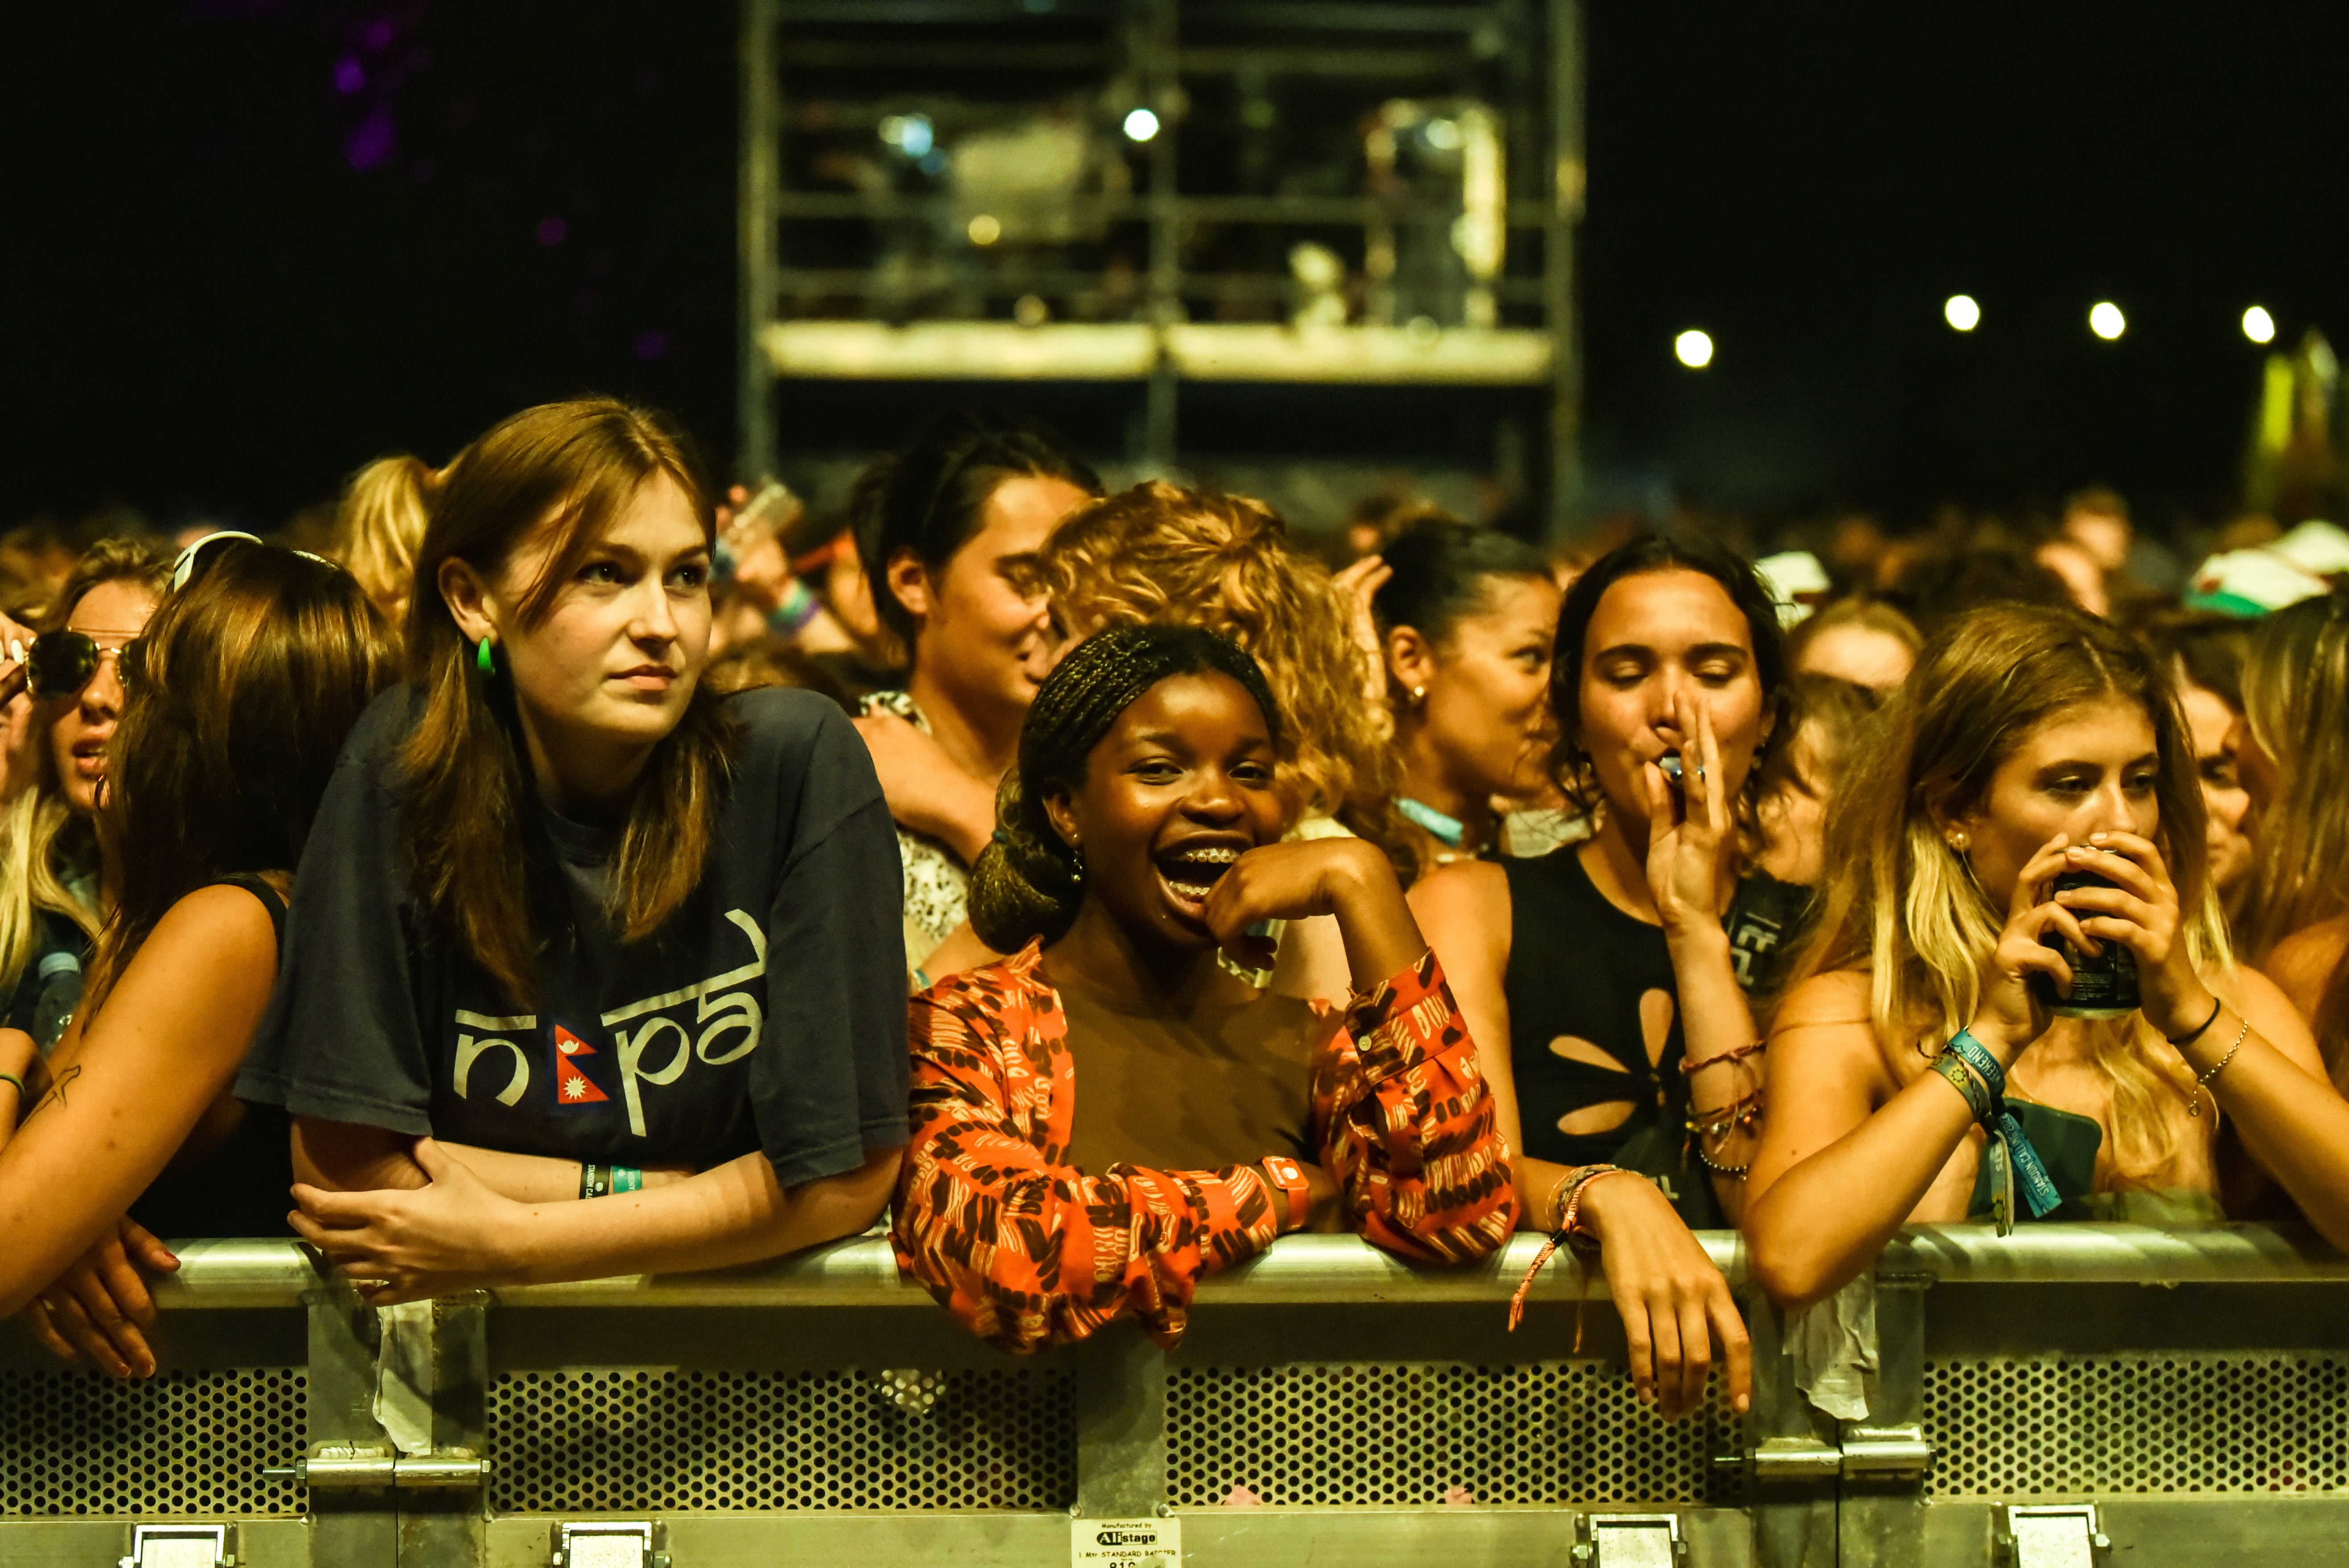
xmin=2029 ymin=870 xmax=2139 ymax=1020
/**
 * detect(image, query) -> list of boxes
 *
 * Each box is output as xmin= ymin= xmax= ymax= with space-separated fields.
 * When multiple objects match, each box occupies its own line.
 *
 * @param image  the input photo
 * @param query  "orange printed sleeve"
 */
xmin=1313 ymin=948 xmax=1519 ymax=1261
xmin=888 ymin=945 xmax=1285 ymax=1354
xmin=889 ymin=944 xmax=1516 ymax=1354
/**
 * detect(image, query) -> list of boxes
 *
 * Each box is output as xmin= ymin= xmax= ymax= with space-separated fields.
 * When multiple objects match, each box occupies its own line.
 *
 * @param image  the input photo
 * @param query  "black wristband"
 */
xmin=2168 ymin=995 xmax=2225 ymax=1047
xmin=579 ymin=1162 xmax=611 ymax=1200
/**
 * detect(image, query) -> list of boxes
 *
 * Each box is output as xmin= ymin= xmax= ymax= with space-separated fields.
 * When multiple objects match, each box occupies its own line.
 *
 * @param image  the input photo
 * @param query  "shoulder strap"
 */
xmin=206 ymin=873 xmax=289 ymax=946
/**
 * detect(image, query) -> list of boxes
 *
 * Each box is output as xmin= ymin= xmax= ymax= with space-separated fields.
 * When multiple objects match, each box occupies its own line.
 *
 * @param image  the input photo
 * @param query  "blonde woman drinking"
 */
xmin=1745 ymin=603 xmax=2349 ymax=1309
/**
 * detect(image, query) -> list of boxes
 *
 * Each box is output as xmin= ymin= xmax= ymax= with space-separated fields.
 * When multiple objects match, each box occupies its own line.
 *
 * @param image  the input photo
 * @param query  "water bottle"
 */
xmin=30 ymin=950 xmax=81 ymax=1052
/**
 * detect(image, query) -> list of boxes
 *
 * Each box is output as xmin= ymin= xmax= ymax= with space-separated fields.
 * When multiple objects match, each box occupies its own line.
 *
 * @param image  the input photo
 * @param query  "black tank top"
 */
xmin=127 ymin=874 xmax=295 ymax=1241
xmin=1498 ymin=848 xmax=1809 ymax=1230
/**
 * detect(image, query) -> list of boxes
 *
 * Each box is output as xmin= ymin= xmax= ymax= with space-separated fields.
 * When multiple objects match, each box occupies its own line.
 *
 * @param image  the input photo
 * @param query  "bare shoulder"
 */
xmin=1768 ymin=969 xmax=1893 ymax=1085
xmin=149 ymin=883 xmax=281 ymax=962
xmin=1407 ymin=860 xmax=1511 ymax=930
xmin=2260 ymin=916 xmax=2349 ymax=1021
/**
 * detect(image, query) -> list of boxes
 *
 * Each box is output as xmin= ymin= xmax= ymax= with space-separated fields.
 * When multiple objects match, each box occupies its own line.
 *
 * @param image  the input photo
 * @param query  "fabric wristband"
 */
xmin=1261 ymin=1156 xmax=1311 ymax=1233
xmin=579 ymin=1162 xmax=611 ymax=1201
xmin=612 ymin=1166 xmax=642 ymax=1195
xmin=1929 ymin=1054 xmax=1992 ymax=1123
xmin=1943 ymin=1030 xmax=2063 ymax=1219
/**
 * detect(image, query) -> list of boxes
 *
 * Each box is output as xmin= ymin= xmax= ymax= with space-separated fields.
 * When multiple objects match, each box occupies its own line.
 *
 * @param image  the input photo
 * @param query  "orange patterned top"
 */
xmin=890 ymin=941 xmax=1517 ymax=1352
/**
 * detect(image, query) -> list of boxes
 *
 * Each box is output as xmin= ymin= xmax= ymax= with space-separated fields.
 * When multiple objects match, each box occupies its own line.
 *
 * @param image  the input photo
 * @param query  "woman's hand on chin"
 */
xmin=1201 ymin=838 xmax=1421 ymax=985
xmin=1574 ymin=1175 xmax=1751 ymax=1419
xmin=289 ymin=1137 xmax=523 ymax=1305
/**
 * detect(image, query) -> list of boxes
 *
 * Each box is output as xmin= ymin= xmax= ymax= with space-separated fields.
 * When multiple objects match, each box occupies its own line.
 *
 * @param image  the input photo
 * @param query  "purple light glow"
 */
xmin=363 ymin=18 xmax=397 ymax=51
xmin=536 ymin=216 xmax=568 ymax=247
xmin=333 ymin=57 xmax=365 ymax=94
xmin=346 ymin=111 xmax=395 ymax=170
xmin=632 ymin=331 xmax=671 ymax=361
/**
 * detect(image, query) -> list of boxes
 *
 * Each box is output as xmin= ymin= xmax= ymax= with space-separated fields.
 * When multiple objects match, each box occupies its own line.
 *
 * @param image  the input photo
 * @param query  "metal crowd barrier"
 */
xmin=5 ymin=1224 xmax=2347 ymax=1567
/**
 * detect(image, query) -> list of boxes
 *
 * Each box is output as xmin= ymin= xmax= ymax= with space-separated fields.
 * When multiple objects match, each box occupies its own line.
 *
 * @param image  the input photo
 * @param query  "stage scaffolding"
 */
xmin=736 ymin=0 xmax=1585 ymax=535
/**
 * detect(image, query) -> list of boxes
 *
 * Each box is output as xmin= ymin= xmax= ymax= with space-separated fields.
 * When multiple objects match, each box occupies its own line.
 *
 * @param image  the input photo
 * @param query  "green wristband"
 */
xmin=0 ymin=1071 xmax=25 ymax=1100
xmin=612 ymin=1166 xmax=642 ymax=1194
xmin=1930 ymin=1053 xmax=1992 ymax=1124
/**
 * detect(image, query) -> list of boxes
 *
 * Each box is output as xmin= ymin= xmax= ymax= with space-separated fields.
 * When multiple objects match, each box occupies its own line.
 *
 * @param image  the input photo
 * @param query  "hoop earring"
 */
xmin=476 ymin=637 xmax=497 ymax=676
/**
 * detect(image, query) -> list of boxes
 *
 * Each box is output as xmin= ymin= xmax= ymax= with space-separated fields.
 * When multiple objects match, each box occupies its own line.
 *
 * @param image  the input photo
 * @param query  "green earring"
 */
xmin=475 ymin=637 xmax=495 ymax=675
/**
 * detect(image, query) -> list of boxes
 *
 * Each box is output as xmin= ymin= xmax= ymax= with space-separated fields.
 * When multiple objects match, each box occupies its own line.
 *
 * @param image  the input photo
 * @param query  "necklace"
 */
xmin=1395 ymin=796 xmax=1467 ymax=848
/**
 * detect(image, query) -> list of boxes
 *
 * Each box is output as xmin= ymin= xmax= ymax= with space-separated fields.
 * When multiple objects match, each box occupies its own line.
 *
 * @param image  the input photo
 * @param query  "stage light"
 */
xmin=1123 ymin=107 xmax=1160 ymax=142
xmin=967 ymin=213 xmax=1002 ymax=246
xmin=879 ymin=114 xmax=933 ymax=160
xmin=1944 ymin=294 xmax=1980 ymax=332
xmin=2089 ymin=301 xmax=2126 ymax=341
xmin=2243 ymin=305 xmax=2276 ymax=344
xmin=1674 ymin=329 xmax=1713 ymax=369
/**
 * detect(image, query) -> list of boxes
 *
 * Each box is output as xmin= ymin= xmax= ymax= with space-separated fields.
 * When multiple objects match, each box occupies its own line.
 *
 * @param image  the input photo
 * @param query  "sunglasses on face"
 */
xmin=25 ymin=629 xmax=141 ymax=700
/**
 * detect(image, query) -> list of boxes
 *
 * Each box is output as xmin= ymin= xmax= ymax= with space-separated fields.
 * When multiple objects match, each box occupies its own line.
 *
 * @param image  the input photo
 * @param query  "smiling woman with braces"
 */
xmin=893 ymin=623 xmax=1516 ymax=1353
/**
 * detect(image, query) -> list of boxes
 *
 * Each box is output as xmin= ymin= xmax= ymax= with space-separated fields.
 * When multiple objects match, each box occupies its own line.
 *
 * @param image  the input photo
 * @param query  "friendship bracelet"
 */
xmin=2168 ymin=995 xmax=2225 ymax=1048
xmin=2188 ymin=1013 xmax=2251 ymax=1119
xmin=1680 ymin=1038 xmax=1766 ymax=1076
xmin=1508 ymin=1165 xmax=1630 ymax=1342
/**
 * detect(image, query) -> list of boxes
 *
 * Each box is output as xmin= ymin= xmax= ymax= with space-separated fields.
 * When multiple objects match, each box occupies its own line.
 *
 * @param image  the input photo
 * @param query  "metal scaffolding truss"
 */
xmin=737 ymin=0 xmax=1585 ymax=528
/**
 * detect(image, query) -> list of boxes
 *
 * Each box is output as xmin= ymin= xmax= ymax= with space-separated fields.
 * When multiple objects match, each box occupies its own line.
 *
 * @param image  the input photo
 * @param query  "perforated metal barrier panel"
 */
xmin=1165 ymin=1362 xmax=1735 ymax=1507
xmin=487 ymin=1367 xmax=1076 ymax=1513
xmin=0 ymin=1367 xmax=307 ymax=1518
xmin=1925 ymin=1354 xmax=2349 ymax=1498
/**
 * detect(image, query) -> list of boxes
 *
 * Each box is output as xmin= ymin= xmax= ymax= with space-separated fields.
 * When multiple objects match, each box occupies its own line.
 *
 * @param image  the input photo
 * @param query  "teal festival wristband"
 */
xmin=612 ymin=1166 xmax=643 ymax=1195
xmin=1944 ymin=1030 xmax=2063 ymax=1219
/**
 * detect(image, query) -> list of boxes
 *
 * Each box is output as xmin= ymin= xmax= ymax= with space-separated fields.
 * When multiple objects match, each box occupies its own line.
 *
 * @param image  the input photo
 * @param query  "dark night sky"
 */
xmin=5 ymin=4 xmax=2347 ymax=535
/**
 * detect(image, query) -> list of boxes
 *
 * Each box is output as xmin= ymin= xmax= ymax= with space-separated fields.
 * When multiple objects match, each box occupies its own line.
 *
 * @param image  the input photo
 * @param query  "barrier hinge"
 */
xmin=1997 ymin=1503 xmax=2111 ymax=1566
xmin=260 ymin=1444 xmax=489 ymax=1490
xmin=119 ymin=1523 xmax=234 ymax=1568
xmin=1711 ymin=1424 xmax=1934 ymax=1484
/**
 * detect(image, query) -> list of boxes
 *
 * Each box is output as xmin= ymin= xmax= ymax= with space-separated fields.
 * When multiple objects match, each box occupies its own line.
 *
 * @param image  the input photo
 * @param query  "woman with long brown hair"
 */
xmin=2235 ymin=591 xmax=2349 ymax=1084
xmin=237 ymin=398 xmax=909 ymax=1302
xmin=0 ymin=537 xmax=392 ymax=1377
xmin=1745 ymin=603 xmax=2349 ymax=1309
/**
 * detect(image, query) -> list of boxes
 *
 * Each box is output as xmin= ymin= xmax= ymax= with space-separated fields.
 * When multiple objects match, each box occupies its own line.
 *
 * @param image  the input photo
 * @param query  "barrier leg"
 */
xmin=1838 ymin=1276 xmax=1927 ymax=1568
xmin=1740 ymin=1286 xmax=1839 ymax=1568
xmin=1072 ymin=1329 xmax=1169 ymax=1520
xmin=303 ymin=1287 xmax=401 ymax=1568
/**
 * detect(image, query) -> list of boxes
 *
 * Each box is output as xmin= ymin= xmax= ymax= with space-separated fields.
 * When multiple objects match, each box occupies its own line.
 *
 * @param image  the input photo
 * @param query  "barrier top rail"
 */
xmin=140 ymin=1223 xmax=2349 ymax=1312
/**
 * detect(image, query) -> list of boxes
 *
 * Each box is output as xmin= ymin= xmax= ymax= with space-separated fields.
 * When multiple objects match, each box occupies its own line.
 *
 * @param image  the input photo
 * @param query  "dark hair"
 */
xmin=1754 ymin=674 xmax=1882 ymax=802
xmin=855 ymin=406 xmax=1102 ymax=651
xmin=967 ymin=624 xmax=1284 ymax=953
xmin=87 ymin=541 xmax=395 ymax=1010
xmin=1547 ymin=530 xmax=1792 ymax=818
xmin=2148 ymin=613 xmax=2250 ymax=713
xmin=1369 ymin=521 xmax=1550 ymax=649
xmin=1884 ymin=545 xmax=2073 ymax=638
xmin=395 ymin=397 xmax=735 ymax=1006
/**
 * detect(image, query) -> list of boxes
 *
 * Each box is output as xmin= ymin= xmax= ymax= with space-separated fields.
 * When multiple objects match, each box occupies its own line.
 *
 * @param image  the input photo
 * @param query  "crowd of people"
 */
xmin=5 ymin=395 xmax=2349 ymax=1433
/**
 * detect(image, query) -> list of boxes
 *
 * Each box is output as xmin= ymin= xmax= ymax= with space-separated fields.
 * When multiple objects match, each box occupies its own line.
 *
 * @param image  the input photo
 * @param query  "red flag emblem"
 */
xmin=552 ymin=1026 xmax=609 ymax=1105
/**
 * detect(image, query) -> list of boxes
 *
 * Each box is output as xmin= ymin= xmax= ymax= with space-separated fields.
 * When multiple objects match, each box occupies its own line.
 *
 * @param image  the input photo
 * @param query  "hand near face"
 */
xmin=2052 ymin=833 xmax=2210 ymax=1040
xmin=1199 ymin=838 xmax=1423 ymax=988
xmin=1971 ymin=833 xmax=2094 ymax=1059
xmin=1641 ymin=690 xmax=1737 ymax=939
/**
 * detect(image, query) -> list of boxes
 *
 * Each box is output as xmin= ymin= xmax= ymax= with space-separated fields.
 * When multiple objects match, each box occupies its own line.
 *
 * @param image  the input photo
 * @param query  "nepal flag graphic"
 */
xmin=552 ymin=1024 xmax=610 ymax=1106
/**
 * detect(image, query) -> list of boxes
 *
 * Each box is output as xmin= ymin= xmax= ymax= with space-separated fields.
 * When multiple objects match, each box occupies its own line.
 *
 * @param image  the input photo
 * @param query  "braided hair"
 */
xmin=968 ymin=624 xmax=1285 ymax=953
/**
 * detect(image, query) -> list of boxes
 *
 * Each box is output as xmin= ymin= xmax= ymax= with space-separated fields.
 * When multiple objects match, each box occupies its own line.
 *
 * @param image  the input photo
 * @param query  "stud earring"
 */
xmin=1409 ymin=685 xmax=1427 ymax=706
xmin=1947 ymin=830 xmax=1970 ymax=853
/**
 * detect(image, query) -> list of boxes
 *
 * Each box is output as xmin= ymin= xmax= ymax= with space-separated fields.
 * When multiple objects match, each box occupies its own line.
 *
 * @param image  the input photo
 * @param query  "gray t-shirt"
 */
xmin=236 ymin=685 xmax=909 ymax=1187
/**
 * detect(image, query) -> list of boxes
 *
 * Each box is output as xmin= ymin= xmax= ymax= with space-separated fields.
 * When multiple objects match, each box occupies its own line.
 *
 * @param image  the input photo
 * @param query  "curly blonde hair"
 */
xmin=1028 ymin=481 xmax=1402 ymax=846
